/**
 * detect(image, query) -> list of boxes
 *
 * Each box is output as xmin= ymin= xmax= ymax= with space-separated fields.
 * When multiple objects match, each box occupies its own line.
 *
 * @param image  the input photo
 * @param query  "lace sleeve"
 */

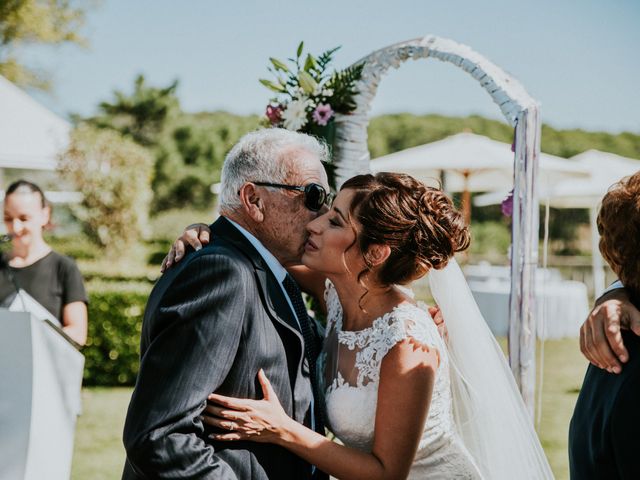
xmin=404 ymin=303 xmax=444 ymax=351
xmin=346 ymin=304 xmax=443 ymax=387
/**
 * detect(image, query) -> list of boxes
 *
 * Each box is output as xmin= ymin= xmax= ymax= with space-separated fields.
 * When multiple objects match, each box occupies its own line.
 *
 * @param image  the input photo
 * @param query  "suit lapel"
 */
xmin=258 ymin=268 xmax=304 ymax=336
xmin=211 ymin=217 xmax=304 ymax=342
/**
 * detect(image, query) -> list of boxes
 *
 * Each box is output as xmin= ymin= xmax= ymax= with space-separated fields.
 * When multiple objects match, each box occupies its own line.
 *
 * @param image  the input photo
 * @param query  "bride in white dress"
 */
xmin=200 ymin=172 xmax=552 ymax=479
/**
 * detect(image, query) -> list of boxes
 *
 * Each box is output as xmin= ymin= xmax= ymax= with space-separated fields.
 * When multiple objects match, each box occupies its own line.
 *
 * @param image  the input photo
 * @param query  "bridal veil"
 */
xmin=429 ymin=259 xmax=554 ymax=479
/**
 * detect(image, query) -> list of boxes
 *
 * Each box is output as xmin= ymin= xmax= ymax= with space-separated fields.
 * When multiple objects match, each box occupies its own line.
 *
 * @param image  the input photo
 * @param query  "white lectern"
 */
xmin=0 ymin=310 xmax=84 ymax=480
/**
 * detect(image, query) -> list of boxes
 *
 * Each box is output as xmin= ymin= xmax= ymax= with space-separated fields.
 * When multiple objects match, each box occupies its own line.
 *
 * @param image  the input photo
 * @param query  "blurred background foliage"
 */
xmin=82 ymin=75 xmax=261 ymax=213
xmin=59 ymin=124 xmax=154 ymax=257
xmin=0 ymin=0 xmax=89 ymax=90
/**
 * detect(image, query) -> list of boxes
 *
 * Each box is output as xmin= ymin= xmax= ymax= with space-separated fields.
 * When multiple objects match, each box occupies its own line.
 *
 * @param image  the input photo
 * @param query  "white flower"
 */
xmin=322 ymin=88 xmax=334 ymax=97
xmin=313 ymin=84 xmax=323 ymax=96
xmin=281 ymin=99 xmax=311 ymax=131
xmin=297 ymin=93 xmax=316 ymax=109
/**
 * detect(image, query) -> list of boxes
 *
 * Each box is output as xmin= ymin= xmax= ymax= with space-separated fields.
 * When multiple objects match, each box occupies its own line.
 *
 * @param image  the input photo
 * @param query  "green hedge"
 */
xmin=83 ymin=282 xmax=151 ymax=386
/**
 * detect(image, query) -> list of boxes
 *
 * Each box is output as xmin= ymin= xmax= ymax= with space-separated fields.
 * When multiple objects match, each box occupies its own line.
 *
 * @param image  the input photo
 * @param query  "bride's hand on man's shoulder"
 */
xmin=161 ymin=223 xmax=212 ymax=272
xmin=428 ymin=305 xmax=448 ymax=341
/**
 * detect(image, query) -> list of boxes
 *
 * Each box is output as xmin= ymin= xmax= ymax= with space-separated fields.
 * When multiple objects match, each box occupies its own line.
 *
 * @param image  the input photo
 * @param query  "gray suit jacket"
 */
xmin=122 ymin=217 xmax=325 ymax=479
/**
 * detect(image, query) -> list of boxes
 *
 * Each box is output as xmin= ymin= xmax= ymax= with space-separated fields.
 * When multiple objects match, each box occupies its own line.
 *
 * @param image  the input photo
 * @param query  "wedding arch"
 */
xmin=332 ymin=35 xmax=541 ymax=417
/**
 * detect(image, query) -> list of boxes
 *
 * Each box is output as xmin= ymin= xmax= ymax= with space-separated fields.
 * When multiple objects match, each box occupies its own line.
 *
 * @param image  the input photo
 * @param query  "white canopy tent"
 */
xmin=0 ymin=75 xmax=80 ymax=206
xmin=0 ymin=74 xmax=70 ymax=171
xmin=370 ymin=132 xmax=588 ymax=191
xmin=545 ymin=150 xmax=640 ymax=208
xmin=370 ymin=132 xmax=589 ymax=223
xmin=475 ymin=149 xmax=640 ymax=295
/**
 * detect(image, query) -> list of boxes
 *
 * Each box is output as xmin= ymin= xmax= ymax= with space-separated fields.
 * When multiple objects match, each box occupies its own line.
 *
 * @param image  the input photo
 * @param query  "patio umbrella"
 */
xmin=370 ymin=132 xmax=588 ymax=224
xmin=475 ymin=149 xmax=640 ymax=295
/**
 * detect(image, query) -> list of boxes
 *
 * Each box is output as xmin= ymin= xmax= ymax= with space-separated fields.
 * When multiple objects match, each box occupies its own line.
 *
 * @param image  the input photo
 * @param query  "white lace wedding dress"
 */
xmin=320 ymin=280 xmax=483 ymax=479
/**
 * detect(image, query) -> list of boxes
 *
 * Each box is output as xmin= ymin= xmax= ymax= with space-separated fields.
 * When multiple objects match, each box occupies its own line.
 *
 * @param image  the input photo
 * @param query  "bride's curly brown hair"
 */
xmin=597 ymin=170 xmax=640 ymax=301
xmin=341 ymin=172 xmax=470 ymax=287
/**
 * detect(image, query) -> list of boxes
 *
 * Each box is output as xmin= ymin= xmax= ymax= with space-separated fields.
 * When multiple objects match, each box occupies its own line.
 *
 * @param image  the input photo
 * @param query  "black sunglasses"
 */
xmin=252 ymin=182 xmax=334 ymax=212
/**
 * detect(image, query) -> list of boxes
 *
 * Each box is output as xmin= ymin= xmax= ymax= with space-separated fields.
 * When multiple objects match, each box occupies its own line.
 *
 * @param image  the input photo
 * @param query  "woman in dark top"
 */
xmin=569 ymin=170 xmax=640 ymax=479
xmin=0 ymin=180 xmax=88 ymax=345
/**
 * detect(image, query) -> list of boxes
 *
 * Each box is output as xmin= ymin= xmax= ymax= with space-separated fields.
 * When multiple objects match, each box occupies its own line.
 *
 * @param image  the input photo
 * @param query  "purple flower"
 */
xmin=501 ymin=190 xmax=514 ymax=217
xmin=312 ymin=103 xmax=334 ymax=126
xmin=265 ymin=104 xmax=283 ymax=125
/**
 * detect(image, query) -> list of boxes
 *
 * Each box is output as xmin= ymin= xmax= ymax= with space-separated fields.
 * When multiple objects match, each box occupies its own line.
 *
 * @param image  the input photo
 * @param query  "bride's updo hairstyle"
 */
xmin=341 ymin=172 xmax=470 ymax=286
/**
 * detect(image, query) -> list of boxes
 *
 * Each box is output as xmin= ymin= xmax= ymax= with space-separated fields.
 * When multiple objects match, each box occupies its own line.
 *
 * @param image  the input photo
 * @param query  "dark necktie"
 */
xmin=282 ymin=274 xmax=325 ymax=432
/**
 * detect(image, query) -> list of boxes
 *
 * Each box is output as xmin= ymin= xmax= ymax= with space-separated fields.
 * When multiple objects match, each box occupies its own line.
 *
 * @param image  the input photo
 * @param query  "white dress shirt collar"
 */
xmin=225 ymin=218 xmax=287 ymax=284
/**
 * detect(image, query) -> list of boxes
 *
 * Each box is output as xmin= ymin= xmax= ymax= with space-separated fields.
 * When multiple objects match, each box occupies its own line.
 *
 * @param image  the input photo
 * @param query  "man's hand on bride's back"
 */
xmin=161 ymin=223 xmax=212 ymax=272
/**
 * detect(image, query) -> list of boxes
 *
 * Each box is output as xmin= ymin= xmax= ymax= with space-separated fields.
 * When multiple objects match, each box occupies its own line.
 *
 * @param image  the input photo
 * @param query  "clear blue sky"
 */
xmin=23 ymin=0 xmax=640 ymax=133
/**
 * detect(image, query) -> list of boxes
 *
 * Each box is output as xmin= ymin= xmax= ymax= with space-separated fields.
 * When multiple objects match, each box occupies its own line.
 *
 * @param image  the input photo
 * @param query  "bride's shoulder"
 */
xmin=381 ymin=333 xmax=441 ymax=377
xmin=391 ymin=301 xmax=436 ymax=330
xmin=378 ymin=311 xmax=441 ymax=381
xmin=387 ymin=302 xmax=443 ymax=351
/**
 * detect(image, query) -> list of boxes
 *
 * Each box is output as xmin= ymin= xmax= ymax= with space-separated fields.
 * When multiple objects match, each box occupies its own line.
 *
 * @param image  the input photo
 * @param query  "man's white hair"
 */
xmin=219 ymin=128 xmax=329 ymax=210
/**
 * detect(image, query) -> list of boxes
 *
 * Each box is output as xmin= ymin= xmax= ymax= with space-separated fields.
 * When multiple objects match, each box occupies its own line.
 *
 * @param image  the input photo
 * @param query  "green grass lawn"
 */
xmin=537 ymin=338 xmax=586 ymax=479
xmin=72 ymin=388 xmax=132 ymax=480
xmin=72 ymin=339 xmax=587 ymax=479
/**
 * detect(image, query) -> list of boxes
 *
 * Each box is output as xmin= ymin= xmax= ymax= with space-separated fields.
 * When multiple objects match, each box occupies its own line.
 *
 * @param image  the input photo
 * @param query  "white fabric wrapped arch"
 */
xmin=332 ymin=35 xmax=541 ymax=414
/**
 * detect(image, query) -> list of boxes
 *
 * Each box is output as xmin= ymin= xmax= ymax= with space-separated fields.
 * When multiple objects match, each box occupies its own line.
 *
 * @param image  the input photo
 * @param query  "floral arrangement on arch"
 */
xmin=260 ymin=42 xmax=363 ymax=141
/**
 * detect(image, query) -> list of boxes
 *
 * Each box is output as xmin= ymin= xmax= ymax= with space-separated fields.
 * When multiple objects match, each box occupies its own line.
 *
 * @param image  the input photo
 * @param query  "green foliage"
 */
xmin=45 ymin=234 xmax=98 ymax=260
xmin=545 ymin=208 xmax=590 ymax=255
xmin=59 ymin=124 xmax=154 ymax=256
xmin=469 ymin=221 xmax=512 ymax=256
xmin=0 ymin=0 xmax=88 ymax=89
xmin=150 ymin=112 xmax=259 ymax=211
xmin=262 ymin=44 xmax=342 ymax=99
xmin=83 ymin=282 xmax=151 ymax=386
xmin=261 ymin=42 xmax=362 ymax=131
xmin=147 ymin=206 xmax=215 ymax=242
xmin=325 ymin=62 xmax=364 ymax=114
xmin=540 ymin=125 xmax=640 ymax=159
xmin=91 ymin=75 xmax=179 ymax=147
xmin=367 ymin=114 xmax=514 ymax=159
xmin=85 ymin=76 xmax=261 ymax=211
xmin=367 ymin=113 xmax=640 ymax=160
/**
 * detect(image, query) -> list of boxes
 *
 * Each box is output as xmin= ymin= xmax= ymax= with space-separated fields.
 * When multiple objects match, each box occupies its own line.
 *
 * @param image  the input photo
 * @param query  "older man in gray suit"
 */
xmin=122 ymin=129 xmax=331 ymax=479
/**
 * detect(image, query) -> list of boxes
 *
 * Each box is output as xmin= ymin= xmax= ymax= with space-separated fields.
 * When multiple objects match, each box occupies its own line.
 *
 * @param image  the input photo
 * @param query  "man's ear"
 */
xmin=367 ymin=244 xmax=391 ymax=267
xmin=238 ymin=183 xmax=265 ymax=222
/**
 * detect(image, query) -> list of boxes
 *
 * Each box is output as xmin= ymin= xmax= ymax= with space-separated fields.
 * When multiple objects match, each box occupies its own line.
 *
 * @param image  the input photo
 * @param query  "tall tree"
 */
xmin=0 ymin=0 xmax=88 ymax=89
xmin=91 ymin=74 xmax=180 ymax=147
